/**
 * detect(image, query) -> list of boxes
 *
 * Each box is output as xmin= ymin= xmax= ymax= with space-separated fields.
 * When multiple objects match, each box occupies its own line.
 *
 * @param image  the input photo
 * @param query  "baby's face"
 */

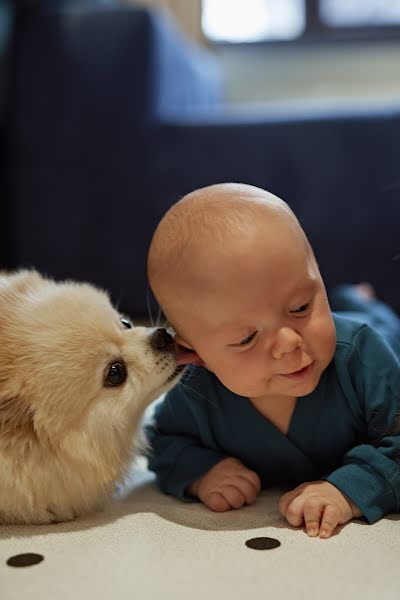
xmin=167 ymin=227 xmax=336 ymax=402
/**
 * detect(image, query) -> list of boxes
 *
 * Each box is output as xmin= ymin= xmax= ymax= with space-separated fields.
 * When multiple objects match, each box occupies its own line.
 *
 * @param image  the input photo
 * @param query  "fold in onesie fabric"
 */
xmin=147 ymin=288 xmax=400 ymax=523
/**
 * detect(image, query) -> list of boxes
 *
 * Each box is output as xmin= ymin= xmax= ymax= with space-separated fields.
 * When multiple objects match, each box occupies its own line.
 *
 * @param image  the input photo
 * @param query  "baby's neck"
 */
xmin=248 ymin=394 xmax=297 ymax=436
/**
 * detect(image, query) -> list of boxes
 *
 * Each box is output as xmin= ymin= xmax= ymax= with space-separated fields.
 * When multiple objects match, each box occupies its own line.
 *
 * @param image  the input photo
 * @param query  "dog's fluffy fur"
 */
xmin=0 ymin=270 xmax=181 ymax=525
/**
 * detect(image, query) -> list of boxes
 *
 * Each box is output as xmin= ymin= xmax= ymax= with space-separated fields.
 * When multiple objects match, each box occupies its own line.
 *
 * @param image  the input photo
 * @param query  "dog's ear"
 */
xmin=0 ymin=270 xmax=45 ymax=324
xmin=0 ymin=269 xmax=44 ymax=296
xmin=0 ymin=395 xmax=36 ymax=441
xmin=0 ymin=270 xmax=40 ymax=443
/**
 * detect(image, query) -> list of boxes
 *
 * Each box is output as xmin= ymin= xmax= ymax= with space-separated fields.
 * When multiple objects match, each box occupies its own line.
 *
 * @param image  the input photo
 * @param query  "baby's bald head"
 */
xmin=147 ymin=183 xmax=332 ymax=398
xmin=147 ymin=183 xmax=312 ymax=331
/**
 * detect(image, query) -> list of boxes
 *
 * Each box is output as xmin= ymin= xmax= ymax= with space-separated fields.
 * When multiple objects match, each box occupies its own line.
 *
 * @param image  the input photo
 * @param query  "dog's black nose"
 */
xmin=150 ymin=328 xmax=174 ymax=352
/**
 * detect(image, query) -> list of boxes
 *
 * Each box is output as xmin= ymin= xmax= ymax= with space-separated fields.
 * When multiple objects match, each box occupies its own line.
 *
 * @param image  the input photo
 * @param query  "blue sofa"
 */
xmin=6 ymin=0 xmax=400 ymax=316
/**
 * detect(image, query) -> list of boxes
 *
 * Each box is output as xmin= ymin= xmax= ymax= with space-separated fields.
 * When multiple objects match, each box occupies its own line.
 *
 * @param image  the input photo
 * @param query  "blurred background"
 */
xmin=142 ymin=0 xmax=400 ymax=104
xmin=1 ymin=0 xmax=400 ymax=318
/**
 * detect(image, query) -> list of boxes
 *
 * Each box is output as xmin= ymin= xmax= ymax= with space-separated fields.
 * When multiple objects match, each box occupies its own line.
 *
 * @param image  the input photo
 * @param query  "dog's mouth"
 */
xmin=175 ymin=345 xmax=204 ymax=367
xmin=167 ymin=365 xmax=186 ymax=382
xmin=167 ymin=345 xmax=205 ymax=382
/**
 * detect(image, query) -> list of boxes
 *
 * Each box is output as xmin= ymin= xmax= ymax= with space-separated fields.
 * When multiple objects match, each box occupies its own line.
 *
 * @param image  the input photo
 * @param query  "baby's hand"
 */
xmin=279 ymin=480 xmax=362 ymax=539
xmin=187 ymin=457 xmax=261 ymax=512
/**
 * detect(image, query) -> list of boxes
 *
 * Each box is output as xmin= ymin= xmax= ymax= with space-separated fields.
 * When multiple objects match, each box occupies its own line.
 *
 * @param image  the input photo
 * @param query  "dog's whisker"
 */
xmin=155 ymin=305 xmax=162 ymax=328
xmin=179 ymin=381 xmax=218 ymax=408
xmin=146 ymin=285 xmax=155 ymax=327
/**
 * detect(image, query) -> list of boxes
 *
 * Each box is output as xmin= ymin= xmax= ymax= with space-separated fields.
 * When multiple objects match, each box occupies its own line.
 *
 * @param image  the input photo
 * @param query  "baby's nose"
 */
xmin=150 ymin=328 xmax=175 ymax=352
xmin=272 ymin=327 xmax=302 ymax=359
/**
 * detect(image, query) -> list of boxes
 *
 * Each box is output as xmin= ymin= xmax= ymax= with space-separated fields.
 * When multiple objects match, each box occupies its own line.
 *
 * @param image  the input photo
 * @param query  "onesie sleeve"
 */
xmin=323 ymin=325 xmax=400 ymax=523
xmin=146 ymin=370 xmax=229 ymax=501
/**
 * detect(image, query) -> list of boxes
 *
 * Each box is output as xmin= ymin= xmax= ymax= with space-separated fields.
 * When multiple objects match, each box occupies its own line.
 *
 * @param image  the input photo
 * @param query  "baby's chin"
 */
xmin=284 ymin=368 xmax=323 ymax=398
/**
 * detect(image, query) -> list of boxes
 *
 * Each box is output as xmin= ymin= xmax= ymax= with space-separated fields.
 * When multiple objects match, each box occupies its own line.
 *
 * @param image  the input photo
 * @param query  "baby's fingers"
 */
xmin=281 ymin=492 xmax=324 ymax=531
xmin=319 ymin=504 xmax=340 ymax=539
xmin=240 ymin=470 xmax=262 ymax=495
xmin=236 ymin=475 xmax=260 ymax=505
xmin=221 ymin=485 xmax=247 ymax=509
xmin=205 ymin=492 xmax=232 ymax=512
xmin=282 ymin=495 xmax=305 ymax=528
xmin=204 ymin=486 xmax=246 ymax=511
xmin=303 ymin=500 xmax=324 ymax=537
xmin=278 ymin=489 xmax=301 ymax=521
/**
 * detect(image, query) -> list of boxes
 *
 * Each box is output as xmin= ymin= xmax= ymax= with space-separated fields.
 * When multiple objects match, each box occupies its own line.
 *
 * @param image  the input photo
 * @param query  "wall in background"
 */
xmin=216 ymin=41 xmax=400 ymax=104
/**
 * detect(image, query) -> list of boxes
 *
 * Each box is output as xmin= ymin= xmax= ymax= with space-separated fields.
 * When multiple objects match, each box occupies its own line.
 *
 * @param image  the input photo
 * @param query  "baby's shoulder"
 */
xmin=332 ymin=313 xmax=369 ymax=346
xmin=332 ymin=313 xmax=400 ymax=377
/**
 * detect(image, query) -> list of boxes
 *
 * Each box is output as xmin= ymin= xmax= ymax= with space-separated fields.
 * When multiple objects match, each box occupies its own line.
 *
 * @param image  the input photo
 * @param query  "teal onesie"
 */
xmin=147 ymin=290 xmax=400 ymax=523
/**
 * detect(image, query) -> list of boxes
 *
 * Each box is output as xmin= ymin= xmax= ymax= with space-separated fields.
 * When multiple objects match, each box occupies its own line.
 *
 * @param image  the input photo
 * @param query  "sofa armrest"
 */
xmin=15 ymin=2 xmax=222 ymax=117
xmin=146 ymin=7 xmax=223 ymax=119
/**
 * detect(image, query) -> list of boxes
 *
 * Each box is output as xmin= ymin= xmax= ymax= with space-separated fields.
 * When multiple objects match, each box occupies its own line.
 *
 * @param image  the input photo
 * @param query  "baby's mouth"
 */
xmin=281 ymin=361 xmax=314 ymax=379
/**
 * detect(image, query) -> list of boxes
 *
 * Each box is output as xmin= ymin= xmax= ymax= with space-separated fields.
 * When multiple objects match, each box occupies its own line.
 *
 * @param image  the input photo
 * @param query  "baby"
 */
xmin=146 ymin=183 xmax=400 ymax=539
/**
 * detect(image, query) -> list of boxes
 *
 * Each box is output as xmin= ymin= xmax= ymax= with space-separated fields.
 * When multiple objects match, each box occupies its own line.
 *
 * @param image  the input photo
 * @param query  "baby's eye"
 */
xmin=291 ymin=303 xmax=310 ymax=314
xmin=239 ymin=331 xmax=257 ymax=346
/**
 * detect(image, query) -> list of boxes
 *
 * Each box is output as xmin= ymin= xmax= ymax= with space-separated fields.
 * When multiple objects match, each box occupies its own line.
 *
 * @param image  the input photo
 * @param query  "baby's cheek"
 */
xmin=213 ymin=366 xmax=250 ymax=396
xmin=225 ymin=367 xmax=267 ymax=398
xmin=206 ymin=350 xmax=265 ymax=396
xmin=311 ymin=313 xmax=336 ymax=365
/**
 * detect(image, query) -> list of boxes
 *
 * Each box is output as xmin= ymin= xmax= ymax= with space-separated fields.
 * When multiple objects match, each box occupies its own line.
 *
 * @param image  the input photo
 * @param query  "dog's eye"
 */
xmin=105 ymin=362 xmax=127 ymax=387
xmin=120 ymin=318 xmax=132 ymax=329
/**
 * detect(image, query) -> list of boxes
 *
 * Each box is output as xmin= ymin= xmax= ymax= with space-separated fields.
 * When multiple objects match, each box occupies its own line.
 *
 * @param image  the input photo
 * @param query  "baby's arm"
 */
xmin=146 ymin=389 xmax=226 ymax=500
xmin=321 ymin=326 xmax=400 ymax=524
xmin=146 ymin=370 xmax=260 ymax=506
xmin=281 ymin=324 xmax=400 ymax=537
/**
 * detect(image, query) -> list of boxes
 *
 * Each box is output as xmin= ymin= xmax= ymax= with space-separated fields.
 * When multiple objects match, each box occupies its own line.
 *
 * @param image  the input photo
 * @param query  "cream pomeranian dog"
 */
xmin=0 ymin=269 xmax=190 ymax=525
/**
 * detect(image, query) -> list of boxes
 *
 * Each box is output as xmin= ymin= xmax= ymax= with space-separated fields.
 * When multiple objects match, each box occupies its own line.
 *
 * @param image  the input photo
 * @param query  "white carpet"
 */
xmin=2 ymin=461 xmax=400 ymax=600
